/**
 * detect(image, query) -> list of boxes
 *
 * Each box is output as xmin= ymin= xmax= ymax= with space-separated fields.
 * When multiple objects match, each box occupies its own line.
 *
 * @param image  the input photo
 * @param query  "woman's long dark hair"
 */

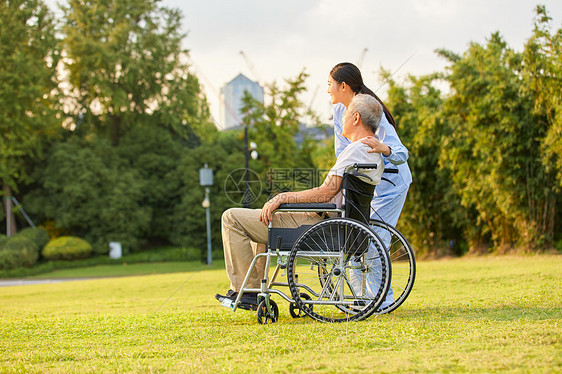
xmin=330 ymin=62 xmax=396 ymax=129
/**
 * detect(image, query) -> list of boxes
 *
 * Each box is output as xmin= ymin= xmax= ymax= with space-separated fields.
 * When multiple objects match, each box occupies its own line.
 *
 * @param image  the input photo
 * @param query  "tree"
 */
xmin=23 ymin=0 xmax=216 ymax=252
xmin=384 ymin=71 xmax=470 ymax=255
xmin=520 ymin=6 xmax=561 ymax=243
xmin=439 ymin=32 xmax=557 ymax=250
xmin=170 ymin=130 xmax=245 ymax=254
xmin=27 ymin=137 xmax=151 ymax=254
xmin=116 ymin=121 xmax=200 ymax=243
xmin=240 ymin=72 xmax=317 ymax=200
xmin=0 ymin=0 xmax=60 ymax=235
xmin=62 ymin=0 xmax=204 ymax=145
xmin=382 ymin=6 xmax=560 ymax=254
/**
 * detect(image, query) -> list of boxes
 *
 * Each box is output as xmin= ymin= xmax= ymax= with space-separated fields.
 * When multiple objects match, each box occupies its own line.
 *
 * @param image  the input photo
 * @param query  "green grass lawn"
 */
xmin=1 ymin=255 xmax=560 ymax=373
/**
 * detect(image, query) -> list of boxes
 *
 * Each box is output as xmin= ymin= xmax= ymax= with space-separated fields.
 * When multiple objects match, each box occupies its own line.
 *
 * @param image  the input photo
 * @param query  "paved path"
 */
xmin=0 ymin=278 xmax=95 ymax=287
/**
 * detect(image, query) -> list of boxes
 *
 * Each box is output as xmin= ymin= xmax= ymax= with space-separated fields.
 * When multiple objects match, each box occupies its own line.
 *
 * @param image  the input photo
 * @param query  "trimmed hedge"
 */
xmin=0 ymin=236 xmax=40 ymax=270
xmin=42 ymin=236 xmax=93 ymax=261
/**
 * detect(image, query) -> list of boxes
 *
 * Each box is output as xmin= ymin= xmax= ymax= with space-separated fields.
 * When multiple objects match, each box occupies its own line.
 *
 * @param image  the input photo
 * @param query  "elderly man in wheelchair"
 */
xmin=216 ymin=94 xmax=393 ymax=323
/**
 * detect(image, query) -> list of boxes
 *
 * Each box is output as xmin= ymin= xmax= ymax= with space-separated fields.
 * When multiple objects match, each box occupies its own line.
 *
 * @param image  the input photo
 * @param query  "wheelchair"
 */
xmin=223 ymin=164 xmax=415 ymax=323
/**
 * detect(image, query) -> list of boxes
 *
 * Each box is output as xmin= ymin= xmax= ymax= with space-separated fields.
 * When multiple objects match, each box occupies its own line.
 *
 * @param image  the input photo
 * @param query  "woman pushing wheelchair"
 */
xmin=328 ymin=63 xmax=412 ymax=311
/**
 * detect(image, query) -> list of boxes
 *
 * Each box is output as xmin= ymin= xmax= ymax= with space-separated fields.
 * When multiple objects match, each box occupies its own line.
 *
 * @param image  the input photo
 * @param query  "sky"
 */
xmin=165 ymin=0 xmax=561 ymax=128
xmin=47 ymin=0 xmax=562 ymax=128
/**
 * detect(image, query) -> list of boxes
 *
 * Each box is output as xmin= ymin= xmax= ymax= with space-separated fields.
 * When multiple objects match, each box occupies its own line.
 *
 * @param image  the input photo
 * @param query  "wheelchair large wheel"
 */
xmin=286 ymin=218 xmax=391 ymax=323
xmin=369 ymin=219 xmax=416 ymax=314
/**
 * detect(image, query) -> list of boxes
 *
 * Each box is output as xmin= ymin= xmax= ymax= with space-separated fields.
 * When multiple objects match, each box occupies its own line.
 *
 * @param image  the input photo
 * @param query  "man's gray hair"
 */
xmin=347 ymin=94 xmax=383 ymax=133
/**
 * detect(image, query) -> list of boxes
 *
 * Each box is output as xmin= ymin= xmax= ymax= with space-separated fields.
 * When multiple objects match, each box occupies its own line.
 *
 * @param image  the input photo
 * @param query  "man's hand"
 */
xmin=360 ymin=136 xmax=391 ymax=156
xmin=259 ymin=193 xmax=286 ymax=225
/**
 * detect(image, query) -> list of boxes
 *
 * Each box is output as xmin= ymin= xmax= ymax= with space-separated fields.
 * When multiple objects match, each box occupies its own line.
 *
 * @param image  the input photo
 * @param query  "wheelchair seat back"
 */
xmin=341 ymin=172 xmax=376 ymax=255
xmin=342 ymin=173 xmax=375 ymax=225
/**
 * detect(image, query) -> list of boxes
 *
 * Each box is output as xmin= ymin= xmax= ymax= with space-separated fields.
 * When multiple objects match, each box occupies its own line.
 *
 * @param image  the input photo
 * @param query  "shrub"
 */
xmin=18 ymin=227 xmax=50 ymax=250
xmin=0 ymin=236 xmax=40 ymax=270
xmin=0 ymin=234 xmax=7 ymax=247
xmin=42 ymin=236 xmax=93 ymax=261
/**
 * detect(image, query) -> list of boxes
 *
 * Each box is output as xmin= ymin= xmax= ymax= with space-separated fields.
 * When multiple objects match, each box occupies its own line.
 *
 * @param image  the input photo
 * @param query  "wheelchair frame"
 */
xmin=223 ymin=163 xmax=410 ymax=323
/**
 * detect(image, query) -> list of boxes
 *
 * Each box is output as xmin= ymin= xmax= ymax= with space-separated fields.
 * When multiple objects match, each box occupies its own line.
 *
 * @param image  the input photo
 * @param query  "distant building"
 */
xmin=220 ymin=73 xmax=264 ymax=130
xmin=294 ymin=123 xmax=331 ymax=144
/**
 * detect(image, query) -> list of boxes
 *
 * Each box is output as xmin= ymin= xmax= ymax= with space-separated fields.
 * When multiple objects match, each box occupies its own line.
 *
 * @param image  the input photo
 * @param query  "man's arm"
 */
xmin=259 ymin=174 xmax=343 ymax=225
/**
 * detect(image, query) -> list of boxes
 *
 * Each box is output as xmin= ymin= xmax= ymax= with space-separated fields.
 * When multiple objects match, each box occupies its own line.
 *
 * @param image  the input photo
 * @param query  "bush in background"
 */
xmin=0 ymin=236 xmax=40 ymax=270
xmin=42 ymin=236 xmax=93 ymax=261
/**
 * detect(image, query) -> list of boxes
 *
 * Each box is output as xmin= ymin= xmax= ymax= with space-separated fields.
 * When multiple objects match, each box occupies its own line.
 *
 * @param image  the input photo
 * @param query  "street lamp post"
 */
xmin=243 ymin=126 xmax=258 ymax=208
xmin=244 ymin=127 xmax=250 ymax=208
xmin=199 ymin=164 xmax=214 ymax=265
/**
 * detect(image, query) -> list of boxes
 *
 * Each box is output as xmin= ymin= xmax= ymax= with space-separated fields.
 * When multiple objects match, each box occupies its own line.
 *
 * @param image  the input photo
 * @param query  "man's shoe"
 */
xmin=215 ymin=290 xmax=258 ymax=311
xmin=214 ymin=289 xmax=236 ymax=300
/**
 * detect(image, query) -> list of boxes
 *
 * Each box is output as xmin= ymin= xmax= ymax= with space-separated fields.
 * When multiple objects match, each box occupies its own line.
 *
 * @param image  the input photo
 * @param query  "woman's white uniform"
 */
xmin=334 ymin=103 xmax=411 ymax=225
xmin=333 ymin=103 xmax=412 ymax=307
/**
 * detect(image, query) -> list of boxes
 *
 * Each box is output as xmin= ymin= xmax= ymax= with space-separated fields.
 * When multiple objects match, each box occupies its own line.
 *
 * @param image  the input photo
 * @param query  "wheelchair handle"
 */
xmin=352 ymin=163 xmax=378 ymax=169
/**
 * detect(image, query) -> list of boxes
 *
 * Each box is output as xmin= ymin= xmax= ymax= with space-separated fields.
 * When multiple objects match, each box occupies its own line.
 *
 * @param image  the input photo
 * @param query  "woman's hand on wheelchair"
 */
xmin=259 ymin=193 xmax=286 ymax=225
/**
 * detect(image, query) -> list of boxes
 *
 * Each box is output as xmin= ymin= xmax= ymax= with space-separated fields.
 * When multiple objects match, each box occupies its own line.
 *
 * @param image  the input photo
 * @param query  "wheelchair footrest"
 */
xmin=235 ymin=302 xmax=258 ymax=311
xmin=216 ymin=295 xmax=258 ymax=311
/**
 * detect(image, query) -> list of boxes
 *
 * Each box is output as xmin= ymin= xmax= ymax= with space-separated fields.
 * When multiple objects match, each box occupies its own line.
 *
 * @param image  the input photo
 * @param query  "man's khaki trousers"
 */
xmin=221 ymin=208 xmax=322 ymax=292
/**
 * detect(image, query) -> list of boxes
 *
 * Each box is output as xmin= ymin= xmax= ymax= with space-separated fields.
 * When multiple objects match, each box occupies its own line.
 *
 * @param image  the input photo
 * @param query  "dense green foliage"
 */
xmin=42 ymin=236 xmax=93 ymax=260
xmin=523 ymin=7 xmax=562 ymax=190
xmin=384 ymin=72 xmax=467 ymax=254
xmin=28 ymin=138 xmax=151 ymax=254
xmin=21 ymin=0 xmax=216 ymax=255
xmin=387 ymin=6 xmax=561 ymax=255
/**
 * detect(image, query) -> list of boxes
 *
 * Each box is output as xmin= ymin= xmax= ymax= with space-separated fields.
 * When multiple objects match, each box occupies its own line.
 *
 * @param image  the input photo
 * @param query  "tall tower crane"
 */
xmin=239 ymin=50 xmax=261 ymax=83
xmin=357 ymin=48 xmax=368 ymax=69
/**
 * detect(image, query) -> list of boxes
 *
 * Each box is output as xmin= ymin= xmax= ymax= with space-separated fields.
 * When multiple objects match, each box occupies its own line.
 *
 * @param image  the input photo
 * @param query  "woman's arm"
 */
xmin=259 ymin=175 xmax=342 ymax=225
xmin=363 ymin=115 xmax=409 ymax=165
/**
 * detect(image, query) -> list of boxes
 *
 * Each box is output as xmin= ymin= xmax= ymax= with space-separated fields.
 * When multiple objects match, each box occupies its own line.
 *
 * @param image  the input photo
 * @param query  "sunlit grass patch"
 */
xmin=1 ymin=256 xmax=560 ymax=372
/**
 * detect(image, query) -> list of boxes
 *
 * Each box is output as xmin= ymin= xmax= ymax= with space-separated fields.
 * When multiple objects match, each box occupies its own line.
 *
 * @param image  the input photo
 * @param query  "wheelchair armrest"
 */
xmin=277 ymin=203 xmax=337 ymax=210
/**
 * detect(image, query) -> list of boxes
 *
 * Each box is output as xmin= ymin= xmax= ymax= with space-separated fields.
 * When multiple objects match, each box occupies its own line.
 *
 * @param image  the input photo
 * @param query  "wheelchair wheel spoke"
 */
xmin=369 ymin=219 xmax=416 ymax=315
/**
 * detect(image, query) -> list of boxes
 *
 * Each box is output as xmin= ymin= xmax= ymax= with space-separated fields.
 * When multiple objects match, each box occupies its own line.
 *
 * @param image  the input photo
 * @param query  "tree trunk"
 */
xmin=2 ymin=180 xmax=16 ymax=236
xmin=111 ymin=114 xmax=120 ymax=146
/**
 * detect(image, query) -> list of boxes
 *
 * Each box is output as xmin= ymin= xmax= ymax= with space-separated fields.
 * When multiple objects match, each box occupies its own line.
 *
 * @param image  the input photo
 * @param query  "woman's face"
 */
xmin=327 ymin=76 xmax=345 ymax=104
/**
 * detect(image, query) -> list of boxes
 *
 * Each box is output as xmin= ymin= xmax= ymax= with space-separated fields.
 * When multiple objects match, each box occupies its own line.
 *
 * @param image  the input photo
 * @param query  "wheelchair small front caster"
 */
xmin=257 ymin=299 xmax=279 ymax=324
xmin=289 ymin=293 xmax=312 ymax=318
